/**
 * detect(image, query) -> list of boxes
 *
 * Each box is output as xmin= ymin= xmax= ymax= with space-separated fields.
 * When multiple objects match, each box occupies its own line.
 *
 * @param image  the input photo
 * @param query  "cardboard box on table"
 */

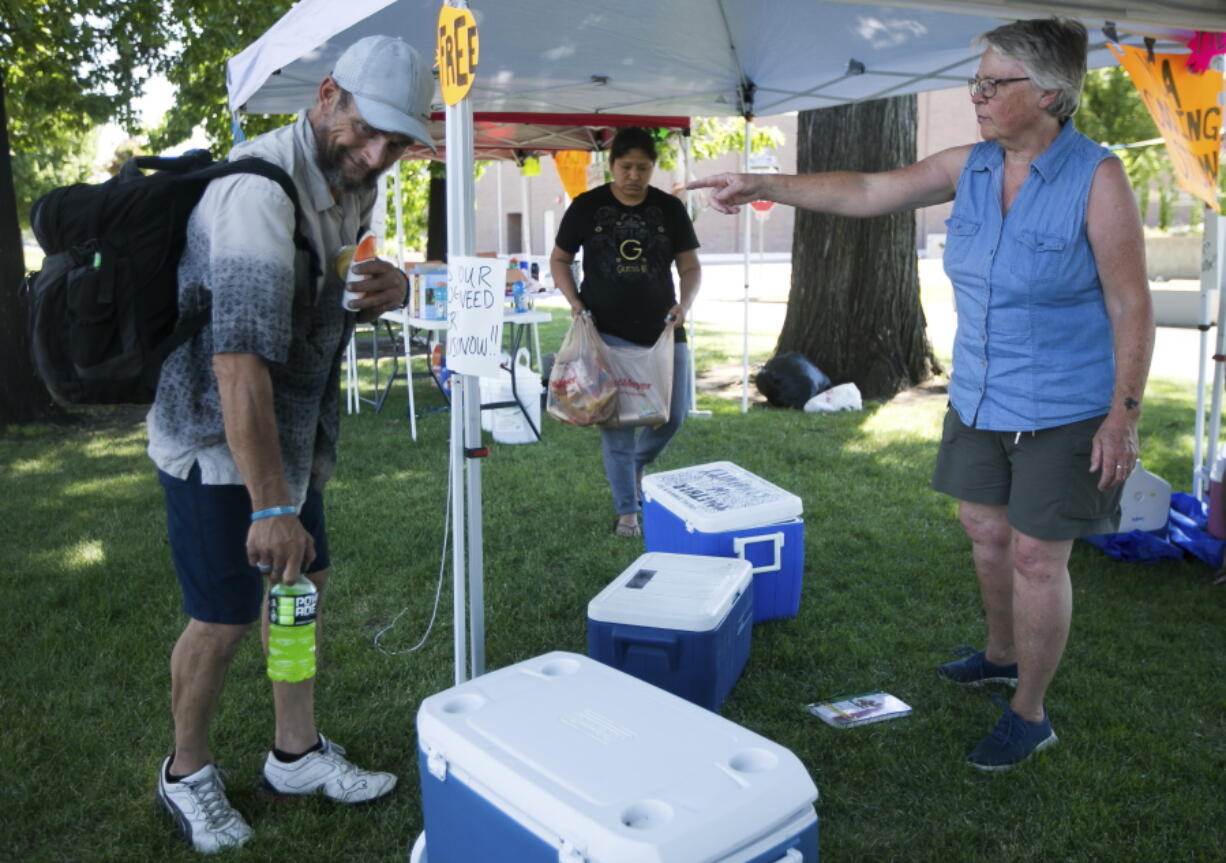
xmin=587 ymin=552 xmax=753 ymax=711
xmin=414 ymin=652 xmax=819 ymax=863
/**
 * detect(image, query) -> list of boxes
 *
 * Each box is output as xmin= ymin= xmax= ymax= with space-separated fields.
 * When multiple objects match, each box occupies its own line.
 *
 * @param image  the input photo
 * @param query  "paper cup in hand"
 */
xmin=341 ymin=232 xmax=379 ymax=311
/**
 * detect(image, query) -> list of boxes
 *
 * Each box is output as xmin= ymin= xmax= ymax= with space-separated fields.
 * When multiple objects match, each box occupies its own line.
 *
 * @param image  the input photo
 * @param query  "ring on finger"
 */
xmin=257 ymin=562 xmax=272 ymax=573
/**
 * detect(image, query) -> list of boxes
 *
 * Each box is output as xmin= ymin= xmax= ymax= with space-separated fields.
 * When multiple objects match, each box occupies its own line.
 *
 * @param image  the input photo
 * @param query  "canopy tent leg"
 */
xmin=520 ymin=170 xmax=531 ymax=254
xmin=1194 ymin=208 xmax=1222 ymax=498
xmin=443 ymin=28 xmax=484 ymax=683
xmin=496 ymin=162 xmax=505 ymax=256
xmin=1202 ymin=214 xmax=1226 ymax=509
xmin=681 ymin=132 xmax=710 ymax=419
xmin=741 ymin=117 xmax=752 ymax=414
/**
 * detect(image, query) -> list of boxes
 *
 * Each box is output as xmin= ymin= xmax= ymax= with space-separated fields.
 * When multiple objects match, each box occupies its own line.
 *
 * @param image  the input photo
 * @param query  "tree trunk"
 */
xmin=426 ymin=170 xmax=447 ymax=261
xmin=778 ymin=96 xmax=940 ymax=401
xmin=0 ymin=69 xmax=63 ymax=425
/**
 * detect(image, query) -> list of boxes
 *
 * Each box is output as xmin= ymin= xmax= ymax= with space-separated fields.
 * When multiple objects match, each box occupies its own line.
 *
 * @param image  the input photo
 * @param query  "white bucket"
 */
xmin=1118 ymin=460 xmax=1171 ymax=532
xmin=491 ymin=348 xmax=542 ymax=444
xmin=478 ymin=353 xmax=511 ymax=432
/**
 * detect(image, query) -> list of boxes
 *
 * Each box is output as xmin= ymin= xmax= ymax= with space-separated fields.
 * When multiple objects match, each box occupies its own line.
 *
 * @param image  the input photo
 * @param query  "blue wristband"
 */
xmin=251 ymin=505 xmax=298 ymax=521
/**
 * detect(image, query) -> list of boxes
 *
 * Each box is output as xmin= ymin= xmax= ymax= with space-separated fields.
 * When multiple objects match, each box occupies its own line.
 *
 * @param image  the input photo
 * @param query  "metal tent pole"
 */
xmin=496 ymin=162 xmax=505 ymax=256
xmin=444 ymin=1 xmax=484 ymax=683
xmin=520 ymin=171 xmax=531 ymax=254
xmin=395 ymin=160 xmax=405 ymax=270
xmin=1194 ymin=208 xmax=1222 ymax=498
xmin=1194 ymin=57 xmax=1226 ymax=501
xmin=741 ymin=118 xmax=752 ymax=414
xmin=448 ymin=105 xmax=486 ymax=682
xmin=1205 ymin=214 xmax=1226 ymax=506
xmin=681 ymin=132 xmax=710 ymax=419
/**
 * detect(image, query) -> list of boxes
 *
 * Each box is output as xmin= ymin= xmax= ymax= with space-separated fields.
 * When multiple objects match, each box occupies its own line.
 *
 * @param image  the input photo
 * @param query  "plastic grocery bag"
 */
xmin=599 ymin=326 xmax=675 ymax=429
xmin=546 ymin=313 xmax=617 ymax=426
xmin=803 ymin=382 xmax=862 ymax=413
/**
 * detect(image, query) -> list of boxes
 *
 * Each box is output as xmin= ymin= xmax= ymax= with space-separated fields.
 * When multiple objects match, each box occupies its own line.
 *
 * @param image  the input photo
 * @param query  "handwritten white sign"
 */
xmin=445 ymin=256 xmax=503 ymax=378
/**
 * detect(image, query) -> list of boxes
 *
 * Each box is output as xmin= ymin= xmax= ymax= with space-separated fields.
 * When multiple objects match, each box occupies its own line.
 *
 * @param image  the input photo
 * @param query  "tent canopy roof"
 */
xmin=228 ymin=0 xmax=1216 ymax=129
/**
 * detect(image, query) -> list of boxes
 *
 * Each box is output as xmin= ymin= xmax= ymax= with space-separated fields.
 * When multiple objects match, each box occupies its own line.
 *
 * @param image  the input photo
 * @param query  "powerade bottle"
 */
xmin=267 ymin=579 xmax=317 ymax=682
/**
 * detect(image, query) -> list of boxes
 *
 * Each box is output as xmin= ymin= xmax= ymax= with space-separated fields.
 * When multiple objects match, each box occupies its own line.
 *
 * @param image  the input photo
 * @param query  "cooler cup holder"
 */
xmin=620 ymin=799 xmax=674 ymax=829
xmin=441 ymin=693 xmax=486 ymax=714
xmin=539 ymin=657 xmax=582 ymax=677
xmin=728 ymin=748 xmax=778 ymax=773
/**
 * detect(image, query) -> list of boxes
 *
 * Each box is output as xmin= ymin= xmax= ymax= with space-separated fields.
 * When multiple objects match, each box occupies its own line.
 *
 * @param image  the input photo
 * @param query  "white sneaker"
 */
xmin=261 ymin=735 xmax=397 ymax=803
xmin=156 ymin=757 xmax=252 ymax=854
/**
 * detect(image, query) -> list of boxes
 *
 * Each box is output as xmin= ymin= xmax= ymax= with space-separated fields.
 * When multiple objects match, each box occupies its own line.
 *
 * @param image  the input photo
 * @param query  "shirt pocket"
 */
xmin=942 ymin=217 xmax=981 ymax=279
xmin=1016 ymin=230 xmax=1068 ymax=285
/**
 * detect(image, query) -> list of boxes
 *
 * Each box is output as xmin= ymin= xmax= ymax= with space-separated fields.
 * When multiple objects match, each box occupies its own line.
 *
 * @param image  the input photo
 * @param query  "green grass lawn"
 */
xmin=2 ymin=313 xmax=1224 ymax=862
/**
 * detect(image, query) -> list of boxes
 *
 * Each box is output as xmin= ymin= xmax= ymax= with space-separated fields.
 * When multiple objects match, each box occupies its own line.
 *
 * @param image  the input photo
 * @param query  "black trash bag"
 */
xmin=755 ymin=352 xmax=832 ymax=408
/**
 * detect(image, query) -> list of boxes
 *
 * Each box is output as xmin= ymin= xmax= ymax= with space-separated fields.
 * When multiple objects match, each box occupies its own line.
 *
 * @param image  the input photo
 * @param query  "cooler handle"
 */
xmin=733 ymin=531 xmax=785 ymax=574
xmin=770 ymin=851 xmax=803 ymax=863
xmin=613 ymin=628 xmax=680 ymax=671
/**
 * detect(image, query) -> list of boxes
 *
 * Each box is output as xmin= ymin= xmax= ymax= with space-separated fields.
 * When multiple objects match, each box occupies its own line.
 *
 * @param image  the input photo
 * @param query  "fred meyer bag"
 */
xmin=546 ymin=313 xmax=617 ymax=426
xmin=599 ymin=325 xmax=675 ymax=429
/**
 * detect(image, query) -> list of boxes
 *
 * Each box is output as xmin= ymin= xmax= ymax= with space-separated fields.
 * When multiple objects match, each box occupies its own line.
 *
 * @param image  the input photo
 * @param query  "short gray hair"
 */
xmin=976 ymin=18 xmax=1088 ymax=120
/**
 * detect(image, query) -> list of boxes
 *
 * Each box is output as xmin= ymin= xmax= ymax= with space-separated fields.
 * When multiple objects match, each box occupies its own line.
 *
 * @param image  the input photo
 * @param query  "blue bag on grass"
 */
xmin=1083 ymin=492 xmax=1225 ymax=567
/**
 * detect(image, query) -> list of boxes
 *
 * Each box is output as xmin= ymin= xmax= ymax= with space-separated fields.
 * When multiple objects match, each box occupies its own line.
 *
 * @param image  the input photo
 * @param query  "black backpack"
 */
xmin=22 ymin=150 xmax=319 ymax=406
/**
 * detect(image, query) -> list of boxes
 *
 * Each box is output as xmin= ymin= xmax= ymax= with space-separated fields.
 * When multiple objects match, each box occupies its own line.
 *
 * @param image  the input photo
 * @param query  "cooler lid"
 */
xmin=587 ymin=553 xmax=752 ymax=632
xmin=417 ymin=652 xmax=818 ymax=863
xmin=641 ymin=462 xmax=803 ymax=534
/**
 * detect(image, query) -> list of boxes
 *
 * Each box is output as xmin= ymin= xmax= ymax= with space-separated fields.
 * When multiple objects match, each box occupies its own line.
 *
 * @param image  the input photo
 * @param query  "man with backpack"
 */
xmin=148 ymin=36 xmax=433 ymax=853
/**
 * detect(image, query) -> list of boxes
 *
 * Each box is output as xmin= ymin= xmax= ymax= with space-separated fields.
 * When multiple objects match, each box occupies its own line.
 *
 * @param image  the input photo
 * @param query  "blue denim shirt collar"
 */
xmin=964 ymin=118 xmax=1077 ymax=181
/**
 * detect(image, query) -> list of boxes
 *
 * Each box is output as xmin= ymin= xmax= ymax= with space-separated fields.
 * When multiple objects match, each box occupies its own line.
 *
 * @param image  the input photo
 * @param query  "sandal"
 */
xmin=613 ymin=518 xmax=641 ymax=538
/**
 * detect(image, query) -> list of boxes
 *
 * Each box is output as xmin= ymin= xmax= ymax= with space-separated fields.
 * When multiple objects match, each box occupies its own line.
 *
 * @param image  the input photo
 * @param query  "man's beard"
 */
xmin=314 ymin=124 xmax=381 ymax=192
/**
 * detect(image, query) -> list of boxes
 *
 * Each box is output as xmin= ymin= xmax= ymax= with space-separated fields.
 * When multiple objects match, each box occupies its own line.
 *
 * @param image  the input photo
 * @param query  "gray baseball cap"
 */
xmin=332 ymin=35 xmax=437 ymax=153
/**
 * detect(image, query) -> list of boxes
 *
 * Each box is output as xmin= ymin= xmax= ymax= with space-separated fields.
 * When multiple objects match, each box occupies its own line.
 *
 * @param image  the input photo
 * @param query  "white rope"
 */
xmin=372 ymin=461 xmax=451 ymax=655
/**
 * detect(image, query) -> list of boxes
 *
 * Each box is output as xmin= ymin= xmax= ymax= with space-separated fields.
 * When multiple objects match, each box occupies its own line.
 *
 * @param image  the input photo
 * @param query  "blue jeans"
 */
xmin=598 ymin=333 xmax=692 ymax=515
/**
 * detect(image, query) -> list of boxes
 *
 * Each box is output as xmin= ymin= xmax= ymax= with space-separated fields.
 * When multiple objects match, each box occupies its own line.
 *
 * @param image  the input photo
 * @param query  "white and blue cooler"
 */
xmin=642 ymin=462 xmax=805 ymax=622
xmin=415 ymin=651 xmax=819 ymax=863
xmin=587 ymin=552 xmax=753 ymax=712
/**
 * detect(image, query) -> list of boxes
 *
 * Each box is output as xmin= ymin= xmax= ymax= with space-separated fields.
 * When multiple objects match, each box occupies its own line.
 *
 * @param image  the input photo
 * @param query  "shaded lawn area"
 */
xmin=2 ymin=314 xmax=1224 ymax=862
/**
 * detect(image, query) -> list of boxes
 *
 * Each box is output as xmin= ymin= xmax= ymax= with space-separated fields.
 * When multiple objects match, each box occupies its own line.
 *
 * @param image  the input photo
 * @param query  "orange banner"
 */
xmin=1110 ymin=44 xmax=1222 ymax=211
xmin=554 ymin=150 xmax=591 ymax=199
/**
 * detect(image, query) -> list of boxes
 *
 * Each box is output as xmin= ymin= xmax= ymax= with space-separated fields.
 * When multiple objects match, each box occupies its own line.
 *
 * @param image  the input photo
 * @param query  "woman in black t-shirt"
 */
xmin=550 ymin=127 xmax=702 ymax=537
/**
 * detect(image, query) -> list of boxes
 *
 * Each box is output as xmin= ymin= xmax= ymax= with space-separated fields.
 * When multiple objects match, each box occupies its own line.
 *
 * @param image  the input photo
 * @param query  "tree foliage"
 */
xmin=2 ymin=0 xmax=171 ymax=423
xmin=1077 ymin=66 xmax=1182 ymax=228
xmin=2 ymin=0 xmax=167 ymax=227
xmin=148 ymin=0 xmax=294 ymax=155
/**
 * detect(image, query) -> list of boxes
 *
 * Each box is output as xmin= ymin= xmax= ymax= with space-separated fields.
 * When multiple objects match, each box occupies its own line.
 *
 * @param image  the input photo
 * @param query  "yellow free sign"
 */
xmin=436 ymin=5 xmax=479 ymax=106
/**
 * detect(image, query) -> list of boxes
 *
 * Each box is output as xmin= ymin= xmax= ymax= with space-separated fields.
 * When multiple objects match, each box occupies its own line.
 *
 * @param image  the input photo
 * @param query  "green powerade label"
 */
xmin=269 ymin=591 xmax=318 ymax=626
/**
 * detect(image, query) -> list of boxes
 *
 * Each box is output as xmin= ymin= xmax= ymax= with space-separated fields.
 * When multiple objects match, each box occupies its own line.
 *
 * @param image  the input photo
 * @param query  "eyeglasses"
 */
xmin=967 ymin=76 xmax=1030 ymax=99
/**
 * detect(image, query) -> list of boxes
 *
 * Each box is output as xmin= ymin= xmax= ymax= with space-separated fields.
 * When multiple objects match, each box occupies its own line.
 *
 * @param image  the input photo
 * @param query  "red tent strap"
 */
xmin=430 ymin=112 xmax=690 ymax=130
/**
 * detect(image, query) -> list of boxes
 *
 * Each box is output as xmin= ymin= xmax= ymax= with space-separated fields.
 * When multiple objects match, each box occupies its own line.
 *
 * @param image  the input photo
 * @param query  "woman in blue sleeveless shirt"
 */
xmin=690 ymin=18 xmax=1153 ymax=772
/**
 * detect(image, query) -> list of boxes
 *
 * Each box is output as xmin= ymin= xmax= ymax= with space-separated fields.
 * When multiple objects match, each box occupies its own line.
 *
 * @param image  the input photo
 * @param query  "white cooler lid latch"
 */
xmin=423 ymin=743 xmax=448 ymax=781
xmin=733 ymin=531 xmax=785 ymax=574
xmin=558 ymin=837 xmax=587 ymax=863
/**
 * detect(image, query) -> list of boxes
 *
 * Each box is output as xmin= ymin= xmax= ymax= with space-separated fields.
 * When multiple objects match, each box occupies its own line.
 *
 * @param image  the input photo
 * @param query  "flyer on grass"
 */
xmin=806 ymin=692 xmax=912 ymax=728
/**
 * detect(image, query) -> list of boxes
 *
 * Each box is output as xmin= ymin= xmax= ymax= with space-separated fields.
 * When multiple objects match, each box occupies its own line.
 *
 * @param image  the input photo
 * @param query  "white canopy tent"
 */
xmin=228 ymin=0 xmax=1226 ymax=682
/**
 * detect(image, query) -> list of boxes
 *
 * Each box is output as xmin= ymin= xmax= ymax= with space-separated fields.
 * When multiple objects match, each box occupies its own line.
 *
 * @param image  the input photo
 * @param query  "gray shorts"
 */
xmin=931 ymin=406 xmax=1122 ymax=541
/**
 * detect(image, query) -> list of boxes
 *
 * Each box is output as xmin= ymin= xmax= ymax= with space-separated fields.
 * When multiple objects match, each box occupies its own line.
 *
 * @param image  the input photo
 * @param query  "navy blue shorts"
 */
xmin=159 ymin=464 xmax=331 ymax=625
